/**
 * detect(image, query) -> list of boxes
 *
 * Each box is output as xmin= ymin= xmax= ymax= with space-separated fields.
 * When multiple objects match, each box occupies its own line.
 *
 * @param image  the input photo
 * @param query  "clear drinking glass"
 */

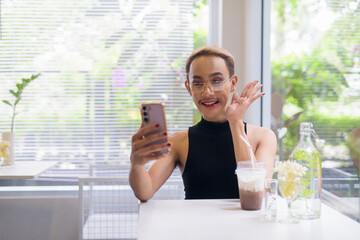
xmin=264 ymin=179 xmax=278 ymax=222
xmin=278 ymin=174 xmax=301 ymax=224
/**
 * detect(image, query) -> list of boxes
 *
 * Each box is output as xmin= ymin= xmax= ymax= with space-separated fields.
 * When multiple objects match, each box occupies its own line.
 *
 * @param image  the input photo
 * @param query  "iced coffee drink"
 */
xmin=236 ymin=161 xmax=266 ymax=210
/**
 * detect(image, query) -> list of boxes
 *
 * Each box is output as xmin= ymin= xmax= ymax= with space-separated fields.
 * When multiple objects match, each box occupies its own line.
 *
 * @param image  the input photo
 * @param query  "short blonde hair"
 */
xmin=185 ymin=45 xmax=235 ymax=80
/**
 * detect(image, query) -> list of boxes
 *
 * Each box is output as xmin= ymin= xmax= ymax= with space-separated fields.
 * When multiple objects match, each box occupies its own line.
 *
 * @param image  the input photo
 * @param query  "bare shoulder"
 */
xmin=169 ymin=129 xmax=188 ymax=143
xmin=168 ymin=129 xmax=188 ymax=153
xmin=168 ymin=130 xmax=189 ymax=168
xmin=247 ymin=125 xmax=277 ymax=178
xmin=247 ymin=124 xmax=276 ymax=146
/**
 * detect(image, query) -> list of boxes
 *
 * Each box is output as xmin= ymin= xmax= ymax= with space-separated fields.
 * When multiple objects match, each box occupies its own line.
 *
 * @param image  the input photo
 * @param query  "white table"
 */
xmin=138 ymin=199 xmax=360 ymax=240
xmin=0 ymin=161 xmax=58 ymax=179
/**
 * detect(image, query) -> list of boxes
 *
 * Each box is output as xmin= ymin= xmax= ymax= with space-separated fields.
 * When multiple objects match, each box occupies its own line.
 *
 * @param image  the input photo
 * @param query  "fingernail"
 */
xmin=163 ymin=132 xmax=168 ymax=136
xmin=167 ymin=143 xmax=171 ymax=147
xmin=155 ymin=124 xmax=159 ymax=127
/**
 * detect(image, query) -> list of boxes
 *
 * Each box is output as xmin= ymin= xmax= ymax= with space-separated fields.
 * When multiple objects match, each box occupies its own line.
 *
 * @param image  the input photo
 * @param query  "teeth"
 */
xmin=202 ymin=101 xmax=217 ymax=105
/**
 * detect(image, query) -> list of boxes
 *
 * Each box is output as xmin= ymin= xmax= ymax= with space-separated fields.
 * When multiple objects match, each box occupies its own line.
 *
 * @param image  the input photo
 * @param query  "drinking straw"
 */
xmin=240 ymin=135 xmax=255 ymax=169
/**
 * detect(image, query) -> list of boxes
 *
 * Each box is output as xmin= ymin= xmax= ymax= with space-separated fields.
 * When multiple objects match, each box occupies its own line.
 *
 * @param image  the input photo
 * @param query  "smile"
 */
xmin=200 ymin=100 xmax=219 ymax=107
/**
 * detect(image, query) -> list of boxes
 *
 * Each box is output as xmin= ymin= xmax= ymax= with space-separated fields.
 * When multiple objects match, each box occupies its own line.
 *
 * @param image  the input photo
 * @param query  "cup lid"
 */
xmin=237 ymin=161 xmax=265 ymax=168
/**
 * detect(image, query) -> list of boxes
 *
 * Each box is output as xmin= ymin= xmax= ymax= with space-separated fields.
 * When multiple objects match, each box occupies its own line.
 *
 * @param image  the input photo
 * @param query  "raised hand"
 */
xmin=225 ymin=80 xmax=264 ymax=123
xmin=130 ymin=123 xmax=171 ymax=166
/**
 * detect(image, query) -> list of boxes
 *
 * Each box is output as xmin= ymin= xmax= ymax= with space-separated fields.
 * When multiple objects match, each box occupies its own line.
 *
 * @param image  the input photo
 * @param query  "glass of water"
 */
xmin=264 ymin=179 xmax=278 ymax=222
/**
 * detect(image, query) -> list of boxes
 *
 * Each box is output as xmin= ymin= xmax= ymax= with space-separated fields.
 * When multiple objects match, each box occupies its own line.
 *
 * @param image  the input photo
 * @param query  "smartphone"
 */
xmin=140 ymin=102 xmax=168 ymax=154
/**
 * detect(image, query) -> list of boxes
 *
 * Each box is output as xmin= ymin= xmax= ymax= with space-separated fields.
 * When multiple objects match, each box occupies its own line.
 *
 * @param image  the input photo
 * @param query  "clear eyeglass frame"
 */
xmin=190 ymin=75 xmax=234 ymax=93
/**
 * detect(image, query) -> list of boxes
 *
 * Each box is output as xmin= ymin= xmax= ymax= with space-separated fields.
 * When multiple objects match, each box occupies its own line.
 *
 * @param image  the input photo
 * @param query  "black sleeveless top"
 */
xmin=182 ymin=118 xmax=247 ymax=199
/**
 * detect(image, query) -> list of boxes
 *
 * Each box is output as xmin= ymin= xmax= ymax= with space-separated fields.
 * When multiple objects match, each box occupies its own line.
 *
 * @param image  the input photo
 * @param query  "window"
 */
xmin=271 ymin=0 xmax=360 ymax=221
xmin=0 ymin=0 xmax=201 ymax=176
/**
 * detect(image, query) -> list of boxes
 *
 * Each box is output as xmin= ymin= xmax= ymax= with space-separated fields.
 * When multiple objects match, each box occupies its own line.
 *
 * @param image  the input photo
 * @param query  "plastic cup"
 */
xmin=235 ymin=161 xmax=266 ymax=210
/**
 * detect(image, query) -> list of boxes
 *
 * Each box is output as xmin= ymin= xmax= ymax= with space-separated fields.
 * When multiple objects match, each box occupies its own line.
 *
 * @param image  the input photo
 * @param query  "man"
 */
xmin=129 ymin=45 xmax=277 ymax=201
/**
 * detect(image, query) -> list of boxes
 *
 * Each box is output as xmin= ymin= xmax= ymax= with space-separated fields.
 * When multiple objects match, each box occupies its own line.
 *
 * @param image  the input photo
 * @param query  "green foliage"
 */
xmin=2 ymin=100 xmax=12 ymax=107
xmin=294 ymin=150 xmax=321 ymax=198
xmin=2 ymin=73 xmax=40 ymax=132
xmin=272 ymin=50 xmax=358 ymax=159
xmin=281 ymin=112 xmax=360 ymax=159
xmin=294 ymin=150 xmax=321 ymax=170
xmin=194 ymin=0 xmax=207 ymax=16
xmin=193 ymin=0 xmax=208 ymax=51
xmin=194 ymin=29 xmax=207 ymax=50
xmin=271 ymin=52 xmax=346 ymax=111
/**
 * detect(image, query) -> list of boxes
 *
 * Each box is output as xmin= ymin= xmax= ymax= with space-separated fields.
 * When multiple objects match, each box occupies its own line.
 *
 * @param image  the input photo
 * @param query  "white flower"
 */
xmin=274 ymin=160 xmax=307 ymax=177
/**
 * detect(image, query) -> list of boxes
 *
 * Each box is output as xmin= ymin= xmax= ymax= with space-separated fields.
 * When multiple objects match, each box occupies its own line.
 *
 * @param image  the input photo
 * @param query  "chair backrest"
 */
xmin=78 ymin=176 xmax=138 ymax=240
xmin=78 ymin=169 xmax=185 ymax=240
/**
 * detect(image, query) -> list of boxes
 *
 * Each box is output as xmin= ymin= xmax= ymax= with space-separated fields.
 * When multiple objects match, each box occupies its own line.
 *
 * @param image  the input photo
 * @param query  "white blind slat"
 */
xmin=0 ymin=0 xmax=195 ymax=169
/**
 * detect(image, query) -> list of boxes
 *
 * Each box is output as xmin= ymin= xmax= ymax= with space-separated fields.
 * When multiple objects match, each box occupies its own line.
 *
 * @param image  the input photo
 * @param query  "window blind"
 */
xmin=0 ymin=0 xmax=195 ymax=175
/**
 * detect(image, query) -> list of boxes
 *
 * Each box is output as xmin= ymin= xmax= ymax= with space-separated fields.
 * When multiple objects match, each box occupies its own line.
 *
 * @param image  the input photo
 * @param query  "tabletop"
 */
xmin=0 ymin=161 xmax=58 ymax=179
xmin=138 ymin=199 xmax=360 ymax=240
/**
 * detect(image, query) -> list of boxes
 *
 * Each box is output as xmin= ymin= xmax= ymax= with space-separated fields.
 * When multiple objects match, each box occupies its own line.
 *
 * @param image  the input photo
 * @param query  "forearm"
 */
xmin=229 ymin=120 xmax=254 ymax=162
xmin=129 ymin=164 xmax=155 ymax=201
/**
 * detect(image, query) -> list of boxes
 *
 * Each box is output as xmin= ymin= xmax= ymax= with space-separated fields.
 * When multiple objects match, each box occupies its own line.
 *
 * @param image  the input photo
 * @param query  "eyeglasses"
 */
xmin=190 ymin=76 xmax=233 ymax=93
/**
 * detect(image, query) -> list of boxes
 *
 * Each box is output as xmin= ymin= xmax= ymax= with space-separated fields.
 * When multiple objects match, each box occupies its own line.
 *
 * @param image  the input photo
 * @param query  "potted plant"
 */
xmin=1 ymin=73 xmax=40 ymax=166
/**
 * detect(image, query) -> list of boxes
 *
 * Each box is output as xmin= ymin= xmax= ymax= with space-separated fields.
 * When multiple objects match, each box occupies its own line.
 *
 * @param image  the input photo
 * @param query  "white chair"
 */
xmin=78 ymin=176 xmax=138 ymax=240
xmin=78 ymin=167 xmax=185 ymax=240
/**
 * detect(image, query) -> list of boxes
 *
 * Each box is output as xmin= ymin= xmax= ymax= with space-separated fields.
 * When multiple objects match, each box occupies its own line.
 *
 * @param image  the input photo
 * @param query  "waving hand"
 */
xmin=225 ymin=80 xmax=264 ymax=123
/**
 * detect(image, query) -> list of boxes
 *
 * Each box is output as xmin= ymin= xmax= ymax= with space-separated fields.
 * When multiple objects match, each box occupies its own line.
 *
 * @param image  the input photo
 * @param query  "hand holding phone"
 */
xmin=140 ymin=102 xmax=168 ymax=154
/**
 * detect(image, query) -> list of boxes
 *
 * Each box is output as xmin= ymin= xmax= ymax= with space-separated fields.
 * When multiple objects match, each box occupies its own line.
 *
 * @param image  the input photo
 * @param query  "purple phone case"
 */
xmin=141 ymin=103 xmax=168 ymax=154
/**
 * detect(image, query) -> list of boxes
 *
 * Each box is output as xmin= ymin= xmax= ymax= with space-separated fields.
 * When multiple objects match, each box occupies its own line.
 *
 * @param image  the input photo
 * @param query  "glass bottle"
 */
xmin=289 ymin=122 xmax=322 ymax=219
